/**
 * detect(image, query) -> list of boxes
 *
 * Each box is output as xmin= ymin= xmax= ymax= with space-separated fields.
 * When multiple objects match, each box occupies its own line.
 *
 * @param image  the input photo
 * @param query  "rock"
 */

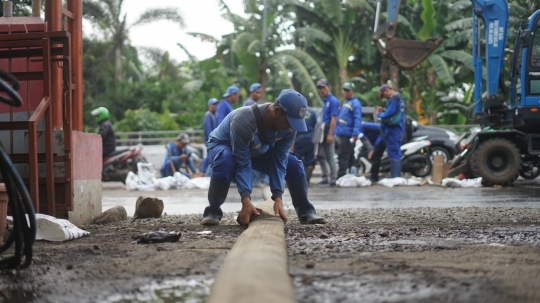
xmin=379 ymin=230 xmax=390 ymax=237
xmin=305 ymin=262 xmax=315 ymax=268
xmin=319 ymin=232 xmax=329 ymax=239
xmin=94 ymin=245 xmax=100 ymax=250
xmin=134 ymin=196 xmax=164 ymax=219
xmin=325 ymin=244 xmax=335 ymax=249
xmin=66 ymin=263 xmax=73 ymax=270
xmin=93 ymin=206 xmax=127 ymax=225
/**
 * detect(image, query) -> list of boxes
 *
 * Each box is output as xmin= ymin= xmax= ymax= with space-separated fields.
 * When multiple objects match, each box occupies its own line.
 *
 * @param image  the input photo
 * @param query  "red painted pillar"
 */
xmin=45 ymin=0 xmax=63 ymax=130
xmin=68 ymin=0 xmax=83 ymax=131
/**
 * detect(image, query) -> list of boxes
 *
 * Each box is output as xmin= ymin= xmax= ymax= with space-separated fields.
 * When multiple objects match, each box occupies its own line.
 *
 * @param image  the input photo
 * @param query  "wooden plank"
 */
xmin=206 ymin=200 xmax=296 ymax=303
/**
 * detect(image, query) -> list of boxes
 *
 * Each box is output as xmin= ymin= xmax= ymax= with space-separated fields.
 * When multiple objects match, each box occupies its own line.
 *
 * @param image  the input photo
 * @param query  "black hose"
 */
xmin=0 ymin=69 xmax=35 ymax=270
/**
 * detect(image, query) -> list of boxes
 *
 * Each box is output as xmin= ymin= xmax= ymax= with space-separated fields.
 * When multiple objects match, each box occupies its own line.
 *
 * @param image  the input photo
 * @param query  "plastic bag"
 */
xmin=336 ymin=174 xmax=372 ymax=187
xmin=136 ymin=228 xmax=181 ymax=244
xmin=7 ymin=214 xmax=90 ymax=242
xmin=377 ymin=177 xmax=421 ymax=187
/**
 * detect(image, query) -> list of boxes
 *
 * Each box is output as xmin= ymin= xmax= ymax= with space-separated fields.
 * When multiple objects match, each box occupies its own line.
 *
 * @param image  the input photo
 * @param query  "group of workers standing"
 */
xmin=91 ymin=79 xmax=406 ymax=227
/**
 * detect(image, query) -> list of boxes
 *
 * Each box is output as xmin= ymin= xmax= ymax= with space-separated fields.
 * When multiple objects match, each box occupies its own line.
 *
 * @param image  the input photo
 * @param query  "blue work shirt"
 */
xmin=206 ymin=104 xmax=296 ymax=200
xmin=217 ymin=99 xmax=234 ymax=124
xmin=243 ymin=97 xmax=257 ymax=107
xmin=160 ymin=142 xmax=196 ymax=177
xmin=378 ymin=93 xmax=405 ymax=134
xmin=295 ymin=107 xmax=317 ymax=142
xmin=322 ymin=93 xmax=339 ymax=124
xmin=362 ymin=122 xmax=383 ymax=146
xmin=203 ymin=110 xmax=218 ymax=142
xmin=334 ymin=97 xmax=362 ymax=137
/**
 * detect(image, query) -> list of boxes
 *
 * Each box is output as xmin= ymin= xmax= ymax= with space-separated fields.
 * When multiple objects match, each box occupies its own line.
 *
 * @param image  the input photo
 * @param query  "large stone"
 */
xmin=134 ymin=196 xmax=164 ymax=219
xmin=93 ymin=206 xmax=127 ymax=224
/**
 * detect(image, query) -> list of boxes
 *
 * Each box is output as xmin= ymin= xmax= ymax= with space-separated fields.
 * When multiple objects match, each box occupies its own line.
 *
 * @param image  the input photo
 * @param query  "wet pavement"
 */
xmin=102 ymin=179 xmax=540 ymax=217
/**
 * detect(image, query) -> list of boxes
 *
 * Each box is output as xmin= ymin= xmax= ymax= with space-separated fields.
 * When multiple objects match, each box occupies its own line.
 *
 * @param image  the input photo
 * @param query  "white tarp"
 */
xmin=336 ymin=174 xmax=372 ymax=187
xmin=126 ymin=163 xmax=210 ymax=191
xmin=441 ymin=177 xmax=483 ymax=188
xmin=7 ymin=214 xmax=90 ymax=242
xmin=377 ymin=177 xmax=422 ymax=187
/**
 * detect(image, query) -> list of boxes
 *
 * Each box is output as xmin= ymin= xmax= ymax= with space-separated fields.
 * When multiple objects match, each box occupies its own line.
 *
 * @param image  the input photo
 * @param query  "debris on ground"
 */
xmin=134 ymin=228 xmax=181 ymax=244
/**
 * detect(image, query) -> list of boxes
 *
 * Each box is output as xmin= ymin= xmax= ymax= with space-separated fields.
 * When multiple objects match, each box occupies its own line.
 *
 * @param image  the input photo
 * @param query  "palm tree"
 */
xmin=219 ymin=0 xmax=326 ymax=104
xmin=285 ymin=0 xmax=376 ymax=97
xmin=83 ymin=0 xmax=184 ymax=81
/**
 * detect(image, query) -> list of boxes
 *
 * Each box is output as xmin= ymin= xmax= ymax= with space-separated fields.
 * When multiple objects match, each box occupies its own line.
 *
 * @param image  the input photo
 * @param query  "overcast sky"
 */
xmin=83 ymin=0 xmax=245 ymax=63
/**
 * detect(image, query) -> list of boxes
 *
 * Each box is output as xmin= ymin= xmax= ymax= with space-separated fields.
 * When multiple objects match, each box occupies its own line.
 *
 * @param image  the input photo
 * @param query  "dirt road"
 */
xmin=1 ymin=182 xmax=539 ymax=302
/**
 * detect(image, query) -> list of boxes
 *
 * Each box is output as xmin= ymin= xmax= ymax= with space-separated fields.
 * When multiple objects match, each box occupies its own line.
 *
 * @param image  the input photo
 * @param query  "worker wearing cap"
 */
xmin=315 ymin=79 xmax=339 ymax=186
xmin=334 ymin=82 xmax=363 ymax=178
xmin=217 ymin=85 xmax=239 ymax=124
xmin=160 ymin=133 xmax=196 ymax=178
xmin=201 ymin=98 xmax=219 ymax=176
xmin=203 ymin=98 xmax=219 ymax=142
xmin=291 ymin=106 xmax=318 ymax=185
xmin=372 ymin=84 xmax=406 ymax=180
xmin=201 ymin=89 xmax=327 ymax=226
xmin=243 ymin=83 xmax=263 ymax=107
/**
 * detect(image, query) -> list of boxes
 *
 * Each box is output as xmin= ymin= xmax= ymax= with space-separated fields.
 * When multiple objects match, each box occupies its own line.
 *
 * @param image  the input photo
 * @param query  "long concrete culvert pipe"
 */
xmin=206 ymin=199 xmax=296 ymax=303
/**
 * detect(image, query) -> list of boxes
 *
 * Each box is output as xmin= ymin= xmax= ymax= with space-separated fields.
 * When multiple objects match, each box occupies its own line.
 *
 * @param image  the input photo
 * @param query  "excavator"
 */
xmin=446 ymin=0 xmax=540 ymax=185
xmin=373 ymin=0 xmax=540 ymax=186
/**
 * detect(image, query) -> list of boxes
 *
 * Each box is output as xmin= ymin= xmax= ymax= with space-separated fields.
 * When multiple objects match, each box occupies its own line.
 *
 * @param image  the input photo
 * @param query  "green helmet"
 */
xmin=91 ymin=107 xmax=110 ymax=123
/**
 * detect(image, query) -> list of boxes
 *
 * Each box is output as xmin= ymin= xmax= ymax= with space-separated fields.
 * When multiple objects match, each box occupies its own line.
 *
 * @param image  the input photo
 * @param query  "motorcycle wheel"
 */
xmin=411 ymin=157 xmax=432 ymax=178
xmin=520 ymin=163 xmax=540 ymax=180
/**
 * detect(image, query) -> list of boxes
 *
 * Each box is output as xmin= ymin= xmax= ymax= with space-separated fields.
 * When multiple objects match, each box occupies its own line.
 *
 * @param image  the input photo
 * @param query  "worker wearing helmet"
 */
xmin=91 ymin=107 xmax=116 ymax=159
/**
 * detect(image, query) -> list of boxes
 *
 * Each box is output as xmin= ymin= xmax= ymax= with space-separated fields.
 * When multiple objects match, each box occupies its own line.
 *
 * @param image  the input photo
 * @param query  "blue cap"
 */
xmin=223 ymin=85 xmax=239 ymax=98
xmin=207 ymin=98 xmax=219 ymax=106
xmin=250 ymin=83 xmax=262 ymax=93
xmin=276 ymin=89 xmax=308 ymax=132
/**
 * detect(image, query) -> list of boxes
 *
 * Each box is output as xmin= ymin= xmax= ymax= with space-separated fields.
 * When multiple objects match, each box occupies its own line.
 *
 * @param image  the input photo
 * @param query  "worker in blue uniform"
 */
xmin=243 ymin=83 xmax=263 ymax=106
xmin=200 ymin=89 xmax=327 ymax=226
xmin=160 ymin=133 xmax=196 ymax=178
xmin=201 ymin=98 xmax=219 ymax=176
xmin=315 ymin=79 xmax=339 ymax=186
xmin=217 ymin=85 xmax=239 ymax=124
xmin=291 ymin=106 xmax=318 ymax=185
xmin=373 ymin=84 xmax=405 ymax=179
xmin=334 ymin=82 xmax=363 ymax=178
xmin=360 ymin=121 xmax=383 ymax=158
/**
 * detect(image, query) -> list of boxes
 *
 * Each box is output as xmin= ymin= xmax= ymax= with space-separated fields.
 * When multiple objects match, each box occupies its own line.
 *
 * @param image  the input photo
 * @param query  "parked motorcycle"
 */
xmin=102 ymin=144 xmax=147 ymax=183
xmin=520 ymin=156 xmax=540 ymax=180
xmin=355 ymin=137 xmax=433 ymax=178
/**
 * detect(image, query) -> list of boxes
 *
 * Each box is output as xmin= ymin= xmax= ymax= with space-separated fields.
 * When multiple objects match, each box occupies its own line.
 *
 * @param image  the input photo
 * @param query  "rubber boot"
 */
xmin=370 ymin=161 xmax=380 ymax=182
xmin=390 ymin=159 xmax=402 ymax=178
xmin=286 ymin=177 xmax=326 ymax=224
xmin=305 ymin=166 xmax=314 ymax=186
xmin=201 ymin=178 xmax=230 ymax=225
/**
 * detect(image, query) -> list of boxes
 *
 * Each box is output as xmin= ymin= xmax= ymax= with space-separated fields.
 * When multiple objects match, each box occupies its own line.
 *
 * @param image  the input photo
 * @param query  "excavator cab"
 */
xmin=372 ymin=0 xmax=441 ymax=70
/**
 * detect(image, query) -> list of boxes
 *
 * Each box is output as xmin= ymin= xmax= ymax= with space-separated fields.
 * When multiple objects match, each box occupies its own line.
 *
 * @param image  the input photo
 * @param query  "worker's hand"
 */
xmin=179 ymin=154 xmax=188 ymax=161
xmin=273 ymin=198 xmax=288 ymax=224
xmin=326 ymin=133 xmax=334 ymax=144
xmin=237 ymin=198 xmax=260 ymax=226
xmin=375 ymin=106 xmax=385 ymax=114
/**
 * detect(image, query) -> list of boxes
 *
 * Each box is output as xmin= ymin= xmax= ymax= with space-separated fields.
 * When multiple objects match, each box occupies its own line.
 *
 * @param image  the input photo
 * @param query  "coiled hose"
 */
xmin=0 ymin=70 xmax=36 ymax=270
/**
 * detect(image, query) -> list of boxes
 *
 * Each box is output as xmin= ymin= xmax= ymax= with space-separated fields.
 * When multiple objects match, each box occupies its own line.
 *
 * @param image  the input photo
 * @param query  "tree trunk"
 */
xmin=389 ymin=64 xmax=399 ymax=91
xmin=380 ymin=59 xmax=390 ymax=85
xmin=259 ymin=56 xmax=268 ymax=100
xmin=115 ymin=45 xmax=122 ymax=81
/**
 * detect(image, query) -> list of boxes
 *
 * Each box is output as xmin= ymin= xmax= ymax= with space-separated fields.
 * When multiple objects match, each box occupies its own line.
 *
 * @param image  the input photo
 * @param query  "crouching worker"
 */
xmin=201 ymin=89 xmax=327 ymax=226
xmin=160 ymin=133 xmax=196 ymax=178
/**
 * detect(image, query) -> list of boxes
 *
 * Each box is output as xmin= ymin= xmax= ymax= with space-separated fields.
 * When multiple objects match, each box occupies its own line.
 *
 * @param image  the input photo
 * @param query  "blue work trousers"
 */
xmin=209 ymin=145 xmax=305 ymax=183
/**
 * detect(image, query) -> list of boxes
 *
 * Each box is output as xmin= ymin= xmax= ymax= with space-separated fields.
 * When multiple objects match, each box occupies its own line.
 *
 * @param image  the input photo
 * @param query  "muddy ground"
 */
xmin=0 ymin=206 xmax=538 ymax=303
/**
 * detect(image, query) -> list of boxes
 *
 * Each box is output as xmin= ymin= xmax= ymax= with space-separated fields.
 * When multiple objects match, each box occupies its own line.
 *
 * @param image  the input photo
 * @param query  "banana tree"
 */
xmin=83 ymin=0 xmax=184 ymax=81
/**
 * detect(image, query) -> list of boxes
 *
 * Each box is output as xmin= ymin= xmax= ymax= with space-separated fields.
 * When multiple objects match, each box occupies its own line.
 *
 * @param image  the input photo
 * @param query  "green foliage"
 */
xmin=115 ymin=108 xmax=161 ymax=132
xmin=418 ymin=0 xmax=436 ymax=41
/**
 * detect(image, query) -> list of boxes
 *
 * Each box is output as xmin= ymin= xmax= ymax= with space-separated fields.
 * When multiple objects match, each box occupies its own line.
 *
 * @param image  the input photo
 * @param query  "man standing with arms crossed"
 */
xmin=315 ymin=79 xmax=339 ymax=187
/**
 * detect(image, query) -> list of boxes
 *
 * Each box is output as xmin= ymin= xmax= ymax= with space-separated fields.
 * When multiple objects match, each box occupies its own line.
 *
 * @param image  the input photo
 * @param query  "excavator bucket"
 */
xmin=374 ymin=37 xmax=442 ymax=70
xmin=372 ymin=0 xmax=442 ymax=70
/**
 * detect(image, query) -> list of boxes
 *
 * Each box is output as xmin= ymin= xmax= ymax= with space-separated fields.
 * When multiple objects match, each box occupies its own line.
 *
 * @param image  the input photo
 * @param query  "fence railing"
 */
xmin=115 ymin=129 xmax=205 ymax=146
xmin=115 ymin=124 xmax=479 ymax=146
